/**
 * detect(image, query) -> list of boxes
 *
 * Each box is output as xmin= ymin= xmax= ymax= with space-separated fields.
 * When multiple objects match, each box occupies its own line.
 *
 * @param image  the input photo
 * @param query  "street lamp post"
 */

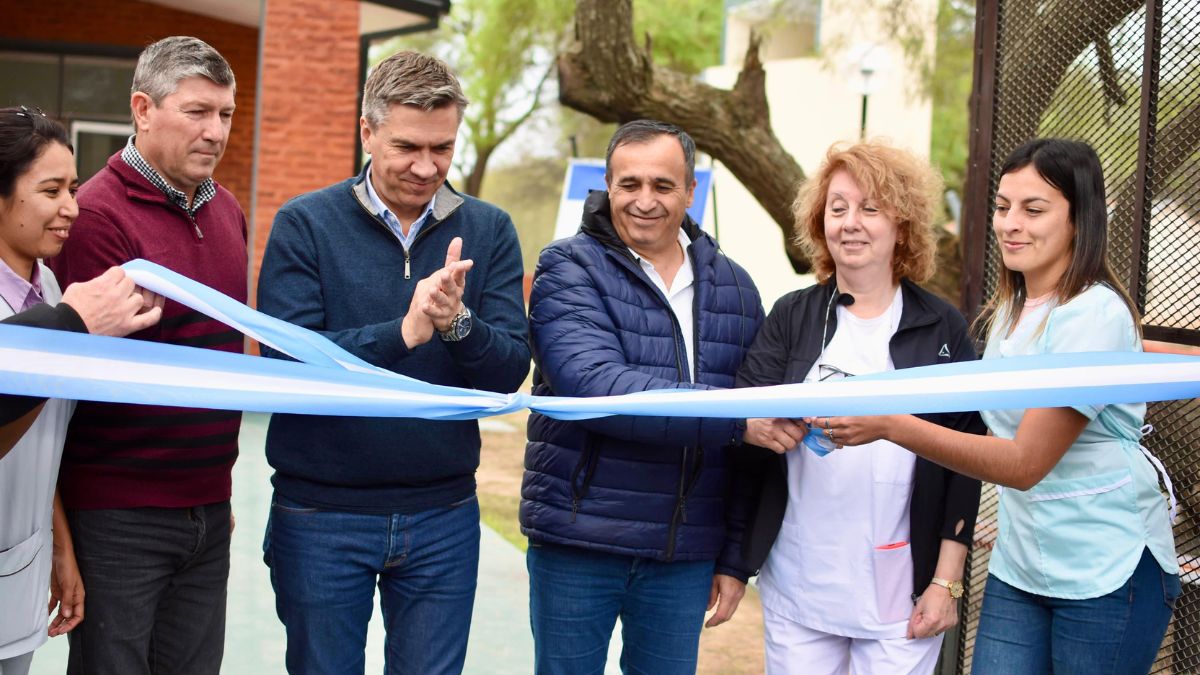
xmin=859 ymin=64 xmax=875 ymax=140
xmin=848 ymin=44 xmax=887 ymax=140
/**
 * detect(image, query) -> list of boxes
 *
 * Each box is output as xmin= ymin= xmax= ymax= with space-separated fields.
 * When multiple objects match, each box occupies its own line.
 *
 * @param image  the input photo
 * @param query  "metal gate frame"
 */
xmin=957 ymin=0 xmax=1200 ymax=671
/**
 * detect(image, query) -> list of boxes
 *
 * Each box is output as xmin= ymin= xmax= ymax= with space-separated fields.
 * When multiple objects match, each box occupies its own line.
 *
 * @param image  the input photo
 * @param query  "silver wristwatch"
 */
xmin=439 ymin=307 xmax=472 ymax=342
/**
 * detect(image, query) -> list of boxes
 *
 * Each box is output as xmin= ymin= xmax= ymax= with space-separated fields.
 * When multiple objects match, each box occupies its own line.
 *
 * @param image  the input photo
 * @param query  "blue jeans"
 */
xmin=973 ymin=547 xmax=1180 ymax=674
xmin=66 ymin=503 xmax=230 ymax=675
xmin=264 ymin=492 xmax=480 ymax=675
xmin=526 ymin=541 xmax=715 ymax=675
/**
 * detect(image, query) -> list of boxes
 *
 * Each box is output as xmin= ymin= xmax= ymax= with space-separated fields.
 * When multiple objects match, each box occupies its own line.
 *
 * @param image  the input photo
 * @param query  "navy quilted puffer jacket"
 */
xmin=519 ymin=191 xmax=764 ymax=569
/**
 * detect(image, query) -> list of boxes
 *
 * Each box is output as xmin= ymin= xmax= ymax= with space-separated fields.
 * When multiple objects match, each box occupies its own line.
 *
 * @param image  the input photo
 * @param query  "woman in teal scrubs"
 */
xmin=820 ymin=138 xmax=1179 ymax=674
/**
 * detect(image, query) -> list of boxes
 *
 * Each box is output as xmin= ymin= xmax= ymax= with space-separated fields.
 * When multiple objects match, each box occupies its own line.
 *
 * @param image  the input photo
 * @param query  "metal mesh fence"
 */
xmin=959 ymin=0 xmax=1200 ymax=672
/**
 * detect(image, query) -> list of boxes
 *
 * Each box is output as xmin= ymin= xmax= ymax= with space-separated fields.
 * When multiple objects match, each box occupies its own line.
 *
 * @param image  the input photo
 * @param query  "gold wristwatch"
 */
xmin=930 ymin=577 xmax=964 ymax=599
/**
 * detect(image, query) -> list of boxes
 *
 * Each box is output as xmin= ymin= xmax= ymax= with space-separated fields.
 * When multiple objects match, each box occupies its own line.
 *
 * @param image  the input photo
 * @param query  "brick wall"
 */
xmin=253 ymin=0 xmax=361 ymax=299
xmin=0 ymin=0 xmax=258 ymax=214
xmin=3 ymin=0 xmax=366 ymax=304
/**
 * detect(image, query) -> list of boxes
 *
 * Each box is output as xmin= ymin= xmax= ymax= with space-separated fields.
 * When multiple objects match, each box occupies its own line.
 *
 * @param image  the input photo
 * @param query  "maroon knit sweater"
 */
xmin=48 ymin=152 xmax=247 ymax=509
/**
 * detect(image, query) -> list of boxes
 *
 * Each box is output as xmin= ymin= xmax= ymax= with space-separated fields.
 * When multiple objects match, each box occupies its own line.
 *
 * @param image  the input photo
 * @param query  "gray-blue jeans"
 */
xmin=65 ymin=502 xmax=231 ymax=675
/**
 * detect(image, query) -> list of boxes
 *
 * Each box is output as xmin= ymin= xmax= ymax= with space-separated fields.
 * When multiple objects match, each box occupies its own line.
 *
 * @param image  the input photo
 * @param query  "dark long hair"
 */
xmin=0 ymin=106 xmax=72 ymax=199
xmin=979 ymin=138 xmax=1138 ymax=337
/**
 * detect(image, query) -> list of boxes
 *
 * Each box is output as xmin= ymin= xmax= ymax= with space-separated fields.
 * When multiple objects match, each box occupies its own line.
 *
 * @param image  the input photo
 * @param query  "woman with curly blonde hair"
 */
xmin=733 ymin=140 xmax=984 ymax=674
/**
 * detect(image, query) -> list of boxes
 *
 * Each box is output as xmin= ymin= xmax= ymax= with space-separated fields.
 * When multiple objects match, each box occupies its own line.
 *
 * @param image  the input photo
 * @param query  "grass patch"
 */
xmin=479 ymin=491 xmax=526 ymax=552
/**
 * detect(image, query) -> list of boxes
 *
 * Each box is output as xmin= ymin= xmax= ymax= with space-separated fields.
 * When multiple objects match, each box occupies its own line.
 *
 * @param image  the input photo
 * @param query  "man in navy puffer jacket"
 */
xmin=520 ymin=120 xmax=764 ymax=674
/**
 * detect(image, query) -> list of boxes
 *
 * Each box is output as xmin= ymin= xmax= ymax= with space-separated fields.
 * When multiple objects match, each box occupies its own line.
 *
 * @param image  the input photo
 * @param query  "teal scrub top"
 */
xmin=981 ymin=284 xmax=1177 ymax=600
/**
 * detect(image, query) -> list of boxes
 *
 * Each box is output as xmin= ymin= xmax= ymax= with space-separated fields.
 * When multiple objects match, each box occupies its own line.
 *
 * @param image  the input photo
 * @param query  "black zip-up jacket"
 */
xmin=0 ymin=303 xmax=87 ymax=424
xmin=725 ymin=278 xmax=984 ymax=594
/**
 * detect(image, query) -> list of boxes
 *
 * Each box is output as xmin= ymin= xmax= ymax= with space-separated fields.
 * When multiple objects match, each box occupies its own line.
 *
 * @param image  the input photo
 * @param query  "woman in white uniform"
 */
xmin=825 ymin=139 xmax=1179 ymax=673
xmin=735 ymin=141 xmax=985 ymax=674
xmin=0 ymin=106 xmax=81 ymax=675
xmin=0 ymin=107 xmax=162 ymax=675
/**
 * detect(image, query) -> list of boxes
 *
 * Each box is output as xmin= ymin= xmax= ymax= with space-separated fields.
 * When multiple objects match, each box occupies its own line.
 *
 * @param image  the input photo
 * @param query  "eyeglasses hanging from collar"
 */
xmin=818 ymin=364 xmax=856 ymax=382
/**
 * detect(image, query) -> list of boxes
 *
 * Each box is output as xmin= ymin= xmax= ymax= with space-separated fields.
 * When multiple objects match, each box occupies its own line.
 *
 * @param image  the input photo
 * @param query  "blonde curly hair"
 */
xmin=793 ymin=141 xmax=943 ymax=284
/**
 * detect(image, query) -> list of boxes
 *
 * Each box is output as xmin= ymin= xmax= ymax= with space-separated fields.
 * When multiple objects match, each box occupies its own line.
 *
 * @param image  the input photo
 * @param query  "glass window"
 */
xmin=72 ymin=121 xmax=133 ymax=183
xmin=0 ymin=50 xmax=135 ymax=127
xmin=63 ymin=55 xmax=135 ymax=121
xmin=0 ymin=51 xmax=60 ymax=112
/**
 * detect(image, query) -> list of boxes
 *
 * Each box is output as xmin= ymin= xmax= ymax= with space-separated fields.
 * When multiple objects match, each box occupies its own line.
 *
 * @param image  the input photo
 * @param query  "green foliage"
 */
xmin=479 ymin=157 xmax=566 ymax=275
xmin=928 ymin=0 xmax=975 ymax=195
xmin=371 ymin=0 xmax=724 ymax=266
xmin=557 ymin=108 xmax=615 ymax=159
xmin=1038 ymin=35 xmax=1200 ymax=194
xmin=450 ymin=0 xmax=573 ymax=153
xmin=817 ymin=0 xmax=975 ymax=199
xmin=373 ymin=0 xmax=573 ymax=193
xmin=1039 ymin=63 xmax=1140 ymax=181
xmin=547 ymin=0 xmax=726 ymax=164
xmin=478 ymin=491 xmax=526 ymax=551
xmin=633 ymin=0 xmax=725 ymax=75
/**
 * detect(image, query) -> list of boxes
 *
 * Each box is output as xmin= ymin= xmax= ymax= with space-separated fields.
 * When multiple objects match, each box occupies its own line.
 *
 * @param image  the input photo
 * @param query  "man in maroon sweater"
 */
xmin=47 ymin=36 xmax=246 ymax=675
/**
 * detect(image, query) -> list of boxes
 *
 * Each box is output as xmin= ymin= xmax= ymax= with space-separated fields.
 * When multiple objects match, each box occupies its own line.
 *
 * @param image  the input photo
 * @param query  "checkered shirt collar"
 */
xmin=121 ymin=136 xmax=216 ymax=216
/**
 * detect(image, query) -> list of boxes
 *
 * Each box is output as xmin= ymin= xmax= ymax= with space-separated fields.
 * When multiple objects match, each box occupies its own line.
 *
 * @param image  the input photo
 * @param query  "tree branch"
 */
xmin=996 ymin=0 xmax=1142 ymax=145
xmin=558 ymin=0 xmax=810 ymax=271
xmin=1094 ymin=33 xmax=1127 ymax=108
xmin=495 ymin=62 xmax=555 ymax=150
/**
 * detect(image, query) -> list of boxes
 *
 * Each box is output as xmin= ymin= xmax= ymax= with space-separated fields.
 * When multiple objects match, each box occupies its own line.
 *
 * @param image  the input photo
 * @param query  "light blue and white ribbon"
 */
xmin=0 ymin=259 xmax=1197 ymax=420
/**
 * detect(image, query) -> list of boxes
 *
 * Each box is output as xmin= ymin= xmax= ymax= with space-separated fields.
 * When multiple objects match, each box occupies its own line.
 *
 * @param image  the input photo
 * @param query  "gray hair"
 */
xmin=131 ymin=36 xmax=236 ymax=103
xmin=362 ymin=51 xmax=468 ymax=128
xmin=605 ymin=119 xmax=697 ymax=185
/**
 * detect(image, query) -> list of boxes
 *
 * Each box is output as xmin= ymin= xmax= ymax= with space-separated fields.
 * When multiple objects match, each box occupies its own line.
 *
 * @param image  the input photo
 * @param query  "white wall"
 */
xmin=705 ymin=0 xmax=938 ymax=307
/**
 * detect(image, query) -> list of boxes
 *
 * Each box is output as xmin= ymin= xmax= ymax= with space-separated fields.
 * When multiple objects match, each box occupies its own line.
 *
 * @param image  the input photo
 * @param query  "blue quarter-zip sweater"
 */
xmin=520 ymin=191 xmax=764 ymax=569
xmin=257 ymin=167 xmax=530 ymax=513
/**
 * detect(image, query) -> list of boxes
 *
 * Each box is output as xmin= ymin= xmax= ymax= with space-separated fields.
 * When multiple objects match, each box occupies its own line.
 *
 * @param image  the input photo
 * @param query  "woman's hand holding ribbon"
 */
xmin=806 ymin=415 xmax=910 ymax=449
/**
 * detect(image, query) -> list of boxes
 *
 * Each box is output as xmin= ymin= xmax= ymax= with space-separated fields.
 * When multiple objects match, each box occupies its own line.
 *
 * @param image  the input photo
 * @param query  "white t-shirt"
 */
xmin=759 ymin=286 xmax=919 ymax=639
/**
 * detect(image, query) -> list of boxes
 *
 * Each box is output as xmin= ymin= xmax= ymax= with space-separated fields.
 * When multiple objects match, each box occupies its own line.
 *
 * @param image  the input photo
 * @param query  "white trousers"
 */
xmin=764 ymin=606 xmax=944 ymax=675
xmin=0 ymin=652 xmax=33 ymax=675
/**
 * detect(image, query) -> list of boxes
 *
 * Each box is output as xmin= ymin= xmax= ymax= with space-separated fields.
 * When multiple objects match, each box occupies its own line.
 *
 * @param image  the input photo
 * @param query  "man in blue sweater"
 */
xmin=256 ymin=51 xmax=530 ymax=674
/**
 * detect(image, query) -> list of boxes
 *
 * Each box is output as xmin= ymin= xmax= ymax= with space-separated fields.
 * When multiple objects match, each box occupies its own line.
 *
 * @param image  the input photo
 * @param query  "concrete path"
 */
xmin=31 ymin=413 xmax=620 ymax=674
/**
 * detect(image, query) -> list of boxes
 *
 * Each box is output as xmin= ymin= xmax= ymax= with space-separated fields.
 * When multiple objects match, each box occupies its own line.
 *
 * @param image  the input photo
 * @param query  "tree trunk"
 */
xmin=558 ymin=0 xmax=811 ymax=271
xmin=463 ymin=144 xmax=495 ymax=197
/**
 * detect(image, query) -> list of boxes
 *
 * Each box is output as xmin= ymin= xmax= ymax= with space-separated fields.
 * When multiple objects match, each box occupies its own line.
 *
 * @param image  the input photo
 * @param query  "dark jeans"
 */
xmin=973 ymin=547 xmax=1180 ymax=674
xmin=526 ymin=541 xmax=714 ymax=675
xmin=66 ymin=502 xmax=231 ymax=675
xmin=264 ymin=492 xmax=480 ymax=675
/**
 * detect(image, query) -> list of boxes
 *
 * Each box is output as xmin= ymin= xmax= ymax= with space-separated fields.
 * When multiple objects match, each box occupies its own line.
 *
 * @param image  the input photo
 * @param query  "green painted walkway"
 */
xmin=31 ymin=413 xmax=621 ymax=674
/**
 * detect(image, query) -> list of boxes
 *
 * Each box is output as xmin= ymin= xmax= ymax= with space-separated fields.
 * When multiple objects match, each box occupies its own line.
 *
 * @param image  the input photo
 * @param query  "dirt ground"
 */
xmin=478 ymin=409 xmax=766 ymax=675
